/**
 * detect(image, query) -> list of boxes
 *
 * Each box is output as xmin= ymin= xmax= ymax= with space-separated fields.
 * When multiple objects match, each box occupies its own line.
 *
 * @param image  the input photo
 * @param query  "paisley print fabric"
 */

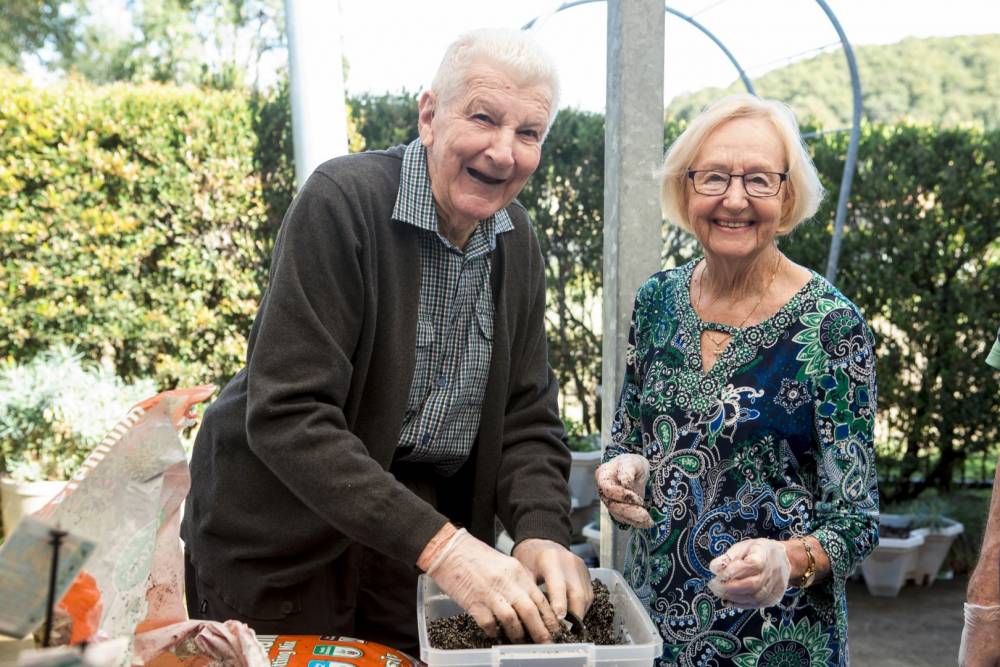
xmin=606 ymin=260 xmax=879 ymax=667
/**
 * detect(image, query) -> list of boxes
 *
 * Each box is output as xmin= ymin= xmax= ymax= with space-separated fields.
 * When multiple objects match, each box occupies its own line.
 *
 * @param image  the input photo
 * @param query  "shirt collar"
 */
xmin=392 ymin=139 xmax=515 ymax=245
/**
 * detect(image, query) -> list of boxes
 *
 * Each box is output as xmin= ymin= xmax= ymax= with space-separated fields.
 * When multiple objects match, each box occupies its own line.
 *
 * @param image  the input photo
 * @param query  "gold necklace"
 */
xmin=697 ymin=253 xmax=783 ymax=356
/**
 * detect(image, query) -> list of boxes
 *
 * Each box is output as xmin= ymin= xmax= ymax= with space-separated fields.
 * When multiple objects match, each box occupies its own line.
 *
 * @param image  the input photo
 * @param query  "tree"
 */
xmin=0 ymin=0 xmax=77 ymax=69
xmin=49 ymin=0 xmax=284 ymax=89
xmin=519 ymin=110 xmax=606 ymax=435
xmin=666 ymin=35 xmax=1000 ymax=130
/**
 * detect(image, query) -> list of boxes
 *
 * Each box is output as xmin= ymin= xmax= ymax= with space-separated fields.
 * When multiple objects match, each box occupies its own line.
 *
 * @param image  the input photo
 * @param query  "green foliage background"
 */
xmin=1 ymin=67 xmax=998 ymax=499
xmin=0 ymin=71 xmax=269 ymax=386
xmin=666 ymin=35 xmax=1000 ymax=130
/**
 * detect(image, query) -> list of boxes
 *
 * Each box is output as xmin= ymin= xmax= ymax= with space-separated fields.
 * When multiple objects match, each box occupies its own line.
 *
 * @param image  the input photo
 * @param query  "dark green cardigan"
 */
xmin=181 ymin=145 xmax=572 ymax=618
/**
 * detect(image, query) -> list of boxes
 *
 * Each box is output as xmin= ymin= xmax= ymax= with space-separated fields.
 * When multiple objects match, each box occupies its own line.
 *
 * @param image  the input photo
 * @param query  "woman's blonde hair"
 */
xmin=659 ymin=94 xmax=824 ymax=235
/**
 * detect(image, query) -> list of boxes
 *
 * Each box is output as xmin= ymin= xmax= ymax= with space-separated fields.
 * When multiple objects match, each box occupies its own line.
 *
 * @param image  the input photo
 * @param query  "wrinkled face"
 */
xmin=686 ymin=116 xmax=790 ymax=264
xmin=418 ymin=62 xmax=551 ymax=230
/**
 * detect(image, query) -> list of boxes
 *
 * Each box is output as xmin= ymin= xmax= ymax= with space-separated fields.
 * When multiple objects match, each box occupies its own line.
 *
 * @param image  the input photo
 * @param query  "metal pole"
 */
xmin=284 ymin=0 xmax=349 ymax=189
xmin=600 ymin=0 xmax=664 ymax=570
xmin=816 ymin=0 xmax=863 ymax=283
xmin=42 ymin=529 xmax=67 ymax=648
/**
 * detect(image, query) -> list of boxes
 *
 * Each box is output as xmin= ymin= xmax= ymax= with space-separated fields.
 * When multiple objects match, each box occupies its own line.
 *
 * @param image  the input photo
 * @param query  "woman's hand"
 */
xmin=708 ymin=538 xmax=791 ymax=608
xmin=595 ymin=454 xmax=653 ymax=528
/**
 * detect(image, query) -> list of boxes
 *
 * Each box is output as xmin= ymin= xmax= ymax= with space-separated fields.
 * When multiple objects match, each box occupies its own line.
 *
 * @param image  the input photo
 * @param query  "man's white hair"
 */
xmin=431 ymin=28 xmax=561 ymax=131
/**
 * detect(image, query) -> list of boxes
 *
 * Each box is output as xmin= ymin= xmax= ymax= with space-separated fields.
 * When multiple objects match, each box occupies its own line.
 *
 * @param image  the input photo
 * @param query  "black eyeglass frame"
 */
xmin=686 ymin=169 xmax=789 ymax=198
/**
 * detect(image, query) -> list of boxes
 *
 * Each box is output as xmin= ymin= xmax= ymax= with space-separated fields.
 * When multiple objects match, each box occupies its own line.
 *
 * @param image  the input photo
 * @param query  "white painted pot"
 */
xmin=0 ymin=477 xmax=66 ymax=537
xmin=582 ymin=520 xmax=601 ymax=555
xmin=568 ymin=449 xmax=602 ymax=507
xmin=862 ymin=513 xmax=929 ymax=597
xmin=912 ymin=517 xmax=964 ymax=586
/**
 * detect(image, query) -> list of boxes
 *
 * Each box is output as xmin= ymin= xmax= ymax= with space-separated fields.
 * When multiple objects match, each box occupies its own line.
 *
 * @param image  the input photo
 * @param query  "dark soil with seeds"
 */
xmin=880 ymin=524 xmax=912 ymax=538
xmin=428 ymin=579 xmax=622 ymax=649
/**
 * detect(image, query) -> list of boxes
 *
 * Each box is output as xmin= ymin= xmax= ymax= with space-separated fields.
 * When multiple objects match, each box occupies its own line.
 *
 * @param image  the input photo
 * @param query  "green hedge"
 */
xmin=782 ymin=122 xmax=1000 ymax=497
xmin=2 ymin=74 xmax=997 ymax=499
xmin=0 ymin=71 xmax=269 ymax=386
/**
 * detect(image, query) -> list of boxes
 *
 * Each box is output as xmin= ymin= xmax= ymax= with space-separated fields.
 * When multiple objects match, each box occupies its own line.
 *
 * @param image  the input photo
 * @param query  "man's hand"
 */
xmin=424 ymin=528 xmax=560 ymax=643
xmin=595 ymin=454 xmax=653 ymax=528
xmin=960 ymin=604 xmax=1000 ymax=666
xmin=707 ymin=538 xmax=791 ymax=608
xmin=512 ymin=538 xmax=593 ymax=621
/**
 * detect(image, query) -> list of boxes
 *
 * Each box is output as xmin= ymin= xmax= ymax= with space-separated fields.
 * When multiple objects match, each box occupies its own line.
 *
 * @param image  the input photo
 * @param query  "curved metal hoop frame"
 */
xmin=523 ymin=0 xmax=861 ymax=281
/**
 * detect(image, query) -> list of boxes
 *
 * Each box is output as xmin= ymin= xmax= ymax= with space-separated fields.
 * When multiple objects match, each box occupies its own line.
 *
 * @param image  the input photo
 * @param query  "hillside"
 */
xmin=665 ymin=34 xmax=999 ymax=129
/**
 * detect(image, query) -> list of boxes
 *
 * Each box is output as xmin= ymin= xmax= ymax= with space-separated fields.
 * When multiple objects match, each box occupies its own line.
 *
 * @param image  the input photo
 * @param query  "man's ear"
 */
xmin=418 ymin=91 xmax=436 ymax=146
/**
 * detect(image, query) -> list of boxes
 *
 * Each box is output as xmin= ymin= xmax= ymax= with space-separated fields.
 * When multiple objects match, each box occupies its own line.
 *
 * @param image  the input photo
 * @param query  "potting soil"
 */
xmin=427 ymin=579 xmax=621 ymax=649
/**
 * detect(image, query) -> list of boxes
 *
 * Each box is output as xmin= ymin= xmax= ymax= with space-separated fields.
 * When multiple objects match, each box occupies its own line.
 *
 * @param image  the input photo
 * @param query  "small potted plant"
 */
xmin=0 ymin=346 xmax=155 ymax=536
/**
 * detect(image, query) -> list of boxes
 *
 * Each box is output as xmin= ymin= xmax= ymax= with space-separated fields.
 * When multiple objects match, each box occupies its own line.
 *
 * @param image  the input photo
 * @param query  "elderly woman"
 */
xmin=597 ymin=94 xmax=878 ymax=666
xmin=183 ymin=28 xmax=591 ymax=656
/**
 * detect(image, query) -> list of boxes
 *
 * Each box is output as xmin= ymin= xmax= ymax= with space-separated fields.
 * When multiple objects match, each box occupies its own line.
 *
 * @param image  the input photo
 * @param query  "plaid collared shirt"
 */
xmin=391 ymin=140 xmax=514 ymax=475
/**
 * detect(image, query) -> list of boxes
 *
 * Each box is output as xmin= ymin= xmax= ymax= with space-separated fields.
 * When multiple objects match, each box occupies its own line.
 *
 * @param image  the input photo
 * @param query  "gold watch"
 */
xmin=797 ymin=536 xmax=817 ymax=588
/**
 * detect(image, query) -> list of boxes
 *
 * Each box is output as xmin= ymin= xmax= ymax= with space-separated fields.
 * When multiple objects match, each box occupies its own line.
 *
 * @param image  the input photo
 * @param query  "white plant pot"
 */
xmin=0 ymin=477 xmax=67 ymax=537
xmin=862 ymin=515 xmax=928 ymax=597
xmin=568 ymin=449 xmax=602 ymax=507
xmin=912 ymin=517 xmax=964 ymax=586
xmin=582 ymin=520 xmax=601 ymax=555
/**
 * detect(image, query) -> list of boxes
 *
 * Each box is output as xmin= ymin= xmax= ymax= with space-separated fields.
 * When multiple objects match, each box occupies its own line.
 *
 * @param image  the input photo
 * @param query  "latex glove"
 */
xmin=595 ymin=453 xmax=653 ymax=528
xmin=427 ymin=528 xmax=561 ymax=643
xmin=708 ymin=538 xmax=791 ymax=608
xmin=959 ymin=603 xmax=1000 ymax=666
xmin=512 ymin=538 xmax=594 ymax=621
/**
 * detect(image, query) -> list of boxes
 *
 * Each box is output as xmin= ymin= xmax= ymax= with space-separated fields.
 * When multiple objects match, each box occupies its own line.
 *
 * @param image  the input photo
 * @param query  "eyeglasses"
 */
xmin=687 ymin=169 xmax=788 ymax=198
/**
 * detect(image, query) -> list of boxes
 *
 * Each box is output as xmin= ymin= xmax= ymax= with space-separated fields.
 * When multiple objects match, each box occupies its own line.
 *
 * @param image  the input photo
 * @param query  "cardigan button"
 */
xmin=280 ymin=600 xmax=295 ymax=614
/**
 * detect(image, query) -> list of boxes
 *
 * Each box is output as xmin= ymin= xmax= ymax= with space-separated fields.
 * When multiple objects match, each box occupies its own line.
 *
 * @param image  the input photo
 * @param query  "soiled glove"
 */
xmin=426 ymin=528 xmax=560 ymax=644
xmin=708 ymin=538 xmax=791 ymax=608
xmin=595 ymin=453 xmax=653 ymax=528
xmin=512 ymin=538 xmax=594 ymax=621
xmin=959 ymin=603 xmax=1000 ymax=666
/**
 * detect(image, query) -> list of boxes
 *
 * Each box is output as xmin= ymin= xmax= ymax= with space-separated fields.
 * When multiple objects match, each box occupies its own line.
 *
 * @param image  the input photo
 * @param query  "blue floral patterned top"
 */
xmin=606 ymin=259 xmax=879 ymax=667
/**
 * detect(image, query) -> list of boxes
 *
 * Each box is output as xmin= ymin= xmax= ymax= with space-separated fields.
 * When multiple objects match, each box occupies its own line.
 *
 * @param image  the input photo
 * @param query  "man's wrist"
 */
xmin=417 ymin=522 xmax=458 ymax=572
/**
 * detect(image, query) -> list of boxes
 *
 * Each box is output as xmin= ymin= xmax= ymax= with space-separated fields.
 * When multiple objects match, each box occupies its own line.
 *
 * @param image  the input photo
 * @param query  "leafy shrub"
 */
xmin=0 ymin=346 xmax=156 ymax=481
xmin=0 ymin=70 xmax=270 ymax=387
xmin=783 ymin=123 xmax=1000 ymax=499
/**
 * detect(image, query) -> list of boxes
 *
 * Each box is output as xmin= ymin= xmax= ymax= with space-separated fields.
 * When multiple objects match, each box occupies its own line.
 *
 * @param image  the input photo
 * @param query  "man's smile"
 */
xmin=467 ymin=167 xmax=505 ymax=185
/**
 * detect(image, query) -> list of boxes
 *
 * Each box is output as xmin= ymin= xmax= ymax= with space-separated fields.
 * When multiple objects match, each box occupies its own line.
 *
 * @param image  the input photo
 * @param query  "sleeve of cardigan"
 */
xmin=494 ymin=227 xmax=573 ymax=548
xmin=244 ymin=169 xmax=447 ymax=565
xmin=805 ymin=306 xmax=880 ymax=590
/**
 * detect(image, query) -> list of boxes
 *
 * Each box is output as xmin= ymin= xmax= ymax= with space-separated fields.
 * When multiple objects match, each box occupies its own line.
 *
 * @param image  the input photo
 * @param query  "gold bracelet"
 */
xmin=797 ymin=536 xmax=817 ymax=588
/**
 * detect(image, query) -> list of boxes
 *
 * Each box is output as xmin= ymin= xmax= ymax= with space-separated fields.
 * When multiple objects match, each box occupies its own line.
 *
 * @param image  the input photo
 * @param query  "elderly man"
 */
xmin=181 ymin=28 xmax=591 ymax=656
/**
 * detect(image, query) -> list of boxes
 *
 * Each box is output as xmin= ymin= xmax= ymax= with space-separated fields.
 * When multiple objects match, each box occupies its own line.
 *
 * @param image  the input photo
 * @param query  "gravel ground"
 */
xmin=847 ymin=574 xmax=965 ymax=666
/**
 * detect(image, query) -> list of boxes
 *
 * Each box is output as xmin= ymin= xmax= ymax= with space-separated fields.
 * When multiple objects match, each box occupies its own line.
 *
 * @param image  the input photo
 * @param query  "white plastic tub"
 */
xmin=417 ymin=567 xmax=662 ymax=666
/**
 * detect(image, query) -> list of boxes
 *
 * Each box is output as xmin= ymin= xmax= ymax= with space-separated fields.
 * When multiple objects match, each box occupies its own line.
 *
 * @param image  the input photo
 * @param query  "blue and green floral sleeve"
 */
xmin=801 ymin=304 xmax=880 ymax=587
